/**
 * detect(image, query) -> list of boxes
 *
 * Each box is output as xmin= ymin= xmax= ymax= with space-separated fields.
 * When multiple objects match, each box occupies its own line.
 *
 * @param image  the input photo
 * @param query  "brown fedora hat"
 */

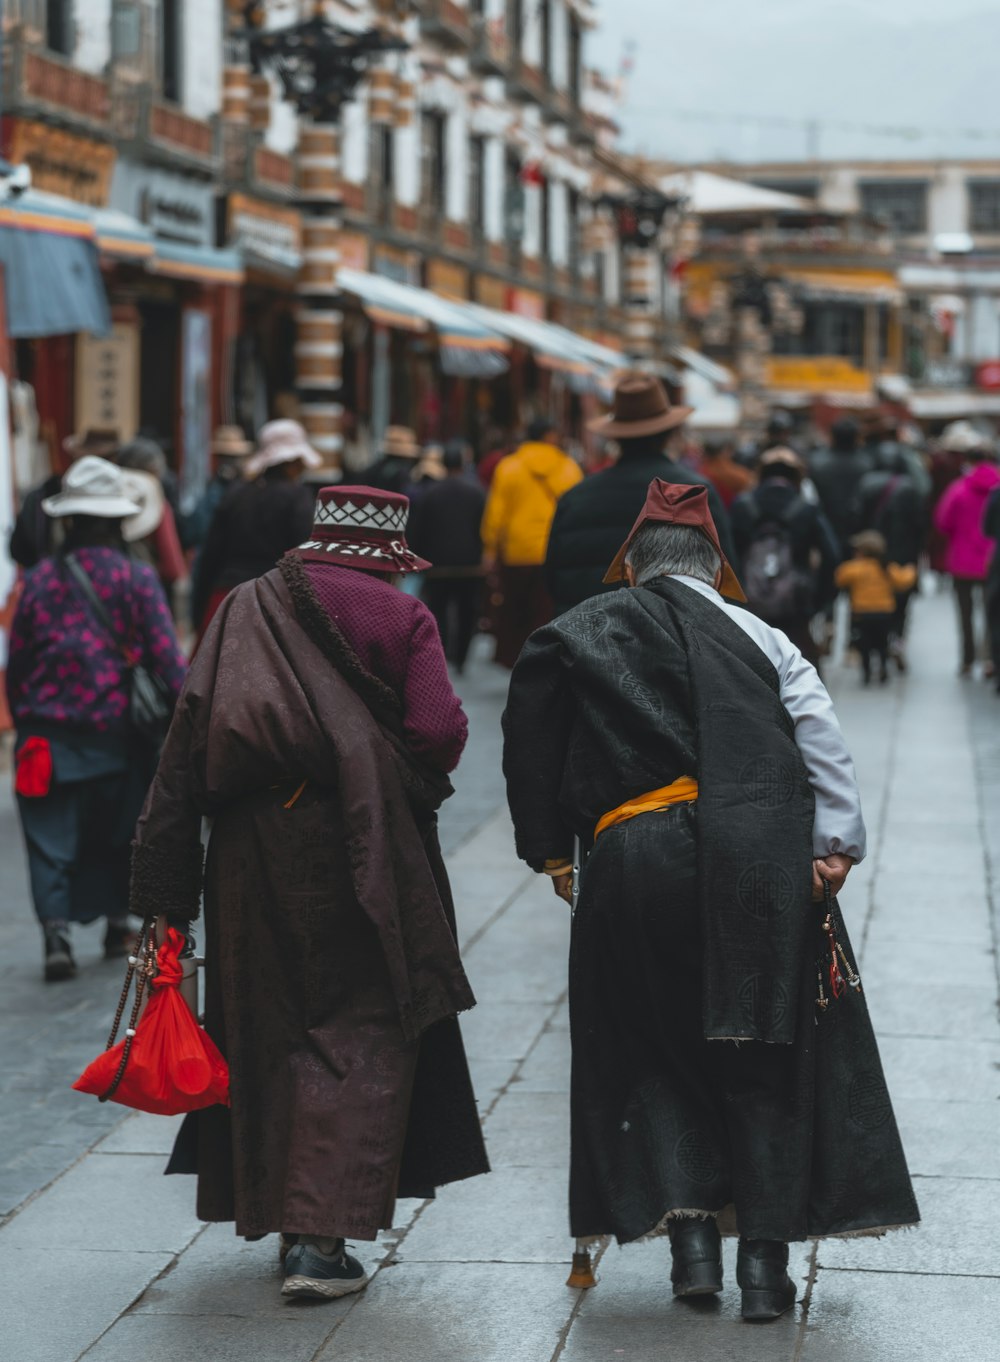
xmin=587 ymin=372 xmax=693 ymax=439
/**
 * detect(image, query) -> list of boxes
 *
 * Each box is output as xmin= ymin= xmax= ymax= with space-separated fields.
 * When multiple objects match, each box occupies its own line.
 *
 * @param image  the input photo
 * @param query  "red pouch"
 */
xmin=73 ymin=929 xmax=230 ymax=1116
xmin=15 ymin=737 xmax=53 ymax=798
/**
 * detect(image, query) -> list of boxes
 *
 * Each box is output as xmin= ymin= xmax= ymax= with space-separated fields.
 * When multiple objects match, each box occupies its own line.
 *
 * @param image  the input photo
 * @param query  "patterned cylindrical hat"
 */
xmin=293 ymin=485 xmax=431 ymax=574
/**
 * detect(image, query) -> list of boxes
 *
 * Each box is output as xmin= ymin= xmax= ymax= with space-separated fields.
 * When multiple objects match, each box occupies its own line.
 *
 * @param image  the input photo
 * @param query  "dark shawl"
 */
xmin=503 ymin=577 xmax=816 ymax=1046
xmin=132 ymin=555 xmax=475 ymax=1042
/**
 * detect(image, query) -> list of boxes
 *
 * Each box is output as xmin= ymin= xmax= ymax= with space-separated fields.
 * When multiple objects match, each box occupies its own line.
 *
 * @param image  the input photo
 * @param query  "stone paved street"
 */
xmin=1 ymin=587 xmax=998 ymax=1362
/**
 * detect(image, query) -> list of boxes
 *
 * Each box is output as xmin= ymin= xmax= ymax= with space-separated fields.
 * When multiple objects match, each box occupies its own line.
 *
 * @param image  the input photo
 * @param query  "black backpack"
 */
xmin=742 ymin=495 xmax=815 ymax=625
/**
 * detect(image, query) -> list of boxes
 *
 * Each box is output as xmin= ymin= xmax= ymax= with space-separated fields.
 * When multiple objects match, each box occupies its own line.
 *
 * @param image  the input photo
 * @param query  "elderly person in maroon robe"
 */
xmin=131 ymin=485 xmax=489 ymax=1301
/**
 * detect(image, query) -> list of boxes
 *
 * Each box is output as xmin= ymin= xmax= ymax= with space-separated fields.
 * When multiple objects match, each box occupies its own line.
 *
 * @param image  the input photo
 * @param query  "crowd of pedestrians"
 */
xmin=8 ymin=370 xmax=1000 ymax=1316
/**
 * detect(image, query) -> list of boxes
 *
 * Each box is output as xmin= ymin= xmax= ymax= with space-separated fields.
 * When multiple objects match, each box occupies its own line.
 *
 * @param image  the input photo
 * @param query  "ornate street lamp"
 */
xmin=238 ymin=7 xmax=408 ymax=466
xmin=599 ymin=189 xmax=682 ymax=361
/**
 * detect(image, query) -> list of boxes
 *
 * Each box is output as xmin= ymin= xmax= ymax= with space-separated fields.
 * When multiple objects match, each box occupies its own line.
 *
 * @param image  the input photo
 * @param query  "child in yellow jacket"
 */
xmin=835 ymin=530 xmax=918 ymax=685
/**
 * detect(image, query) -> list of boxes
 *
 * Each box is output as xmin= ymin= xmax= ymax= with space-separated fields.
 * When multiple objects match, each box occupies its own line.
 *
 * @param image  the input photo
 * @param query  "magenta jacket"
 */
xmin=934 ymin=463 xmax=1000 ymax=580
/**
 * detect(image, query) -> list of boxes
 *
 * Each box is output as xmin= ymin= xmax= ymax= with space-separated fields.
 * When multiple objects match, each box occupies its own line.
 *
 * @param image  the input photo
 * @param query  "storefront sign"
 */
xmin=111 ymin=162 xmax=214 ymax=247
xmin=226 ymin=192 xmax=303 ymax=266
xmin=765 ymin=356 xmax=871 ymax=393
xmin=6 ymin=119 xmax=115 ymax=206
xmin=507 ymin=287 xmax=545 ymax=320
xmin=427 ymin=259 xmax=469 ymax=300
xmin=338 ymin=231 xmax=370 ymax=272
xmin=975 ymin=359 xmax=1000 ymax=391
xmin=74 ymin=322 xmax=140 ymax=440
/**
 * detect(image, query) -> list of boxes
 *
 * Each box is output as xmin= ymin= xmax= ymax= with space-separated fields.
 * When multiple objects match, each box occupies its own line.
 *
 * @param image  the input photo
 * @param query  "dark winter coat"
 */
xmin=808 ymin=447 xmax=875 ymax=552
xmin=543 ymin=452 xmax=735 ymax=615
xmin=408 ymin=474 xmax=486 ymax=572
xmin=9 ymin=473 xmax=61 ymax=568
xmin=133 ymin=555 xmax=488 ymax=1238
xmin=191 ymin=474 xmax=316 ymax=624
xmin=730 ymin=480 xmax=841 ymax=611
xmin=855 ymin=469 xmax=927 ymax=567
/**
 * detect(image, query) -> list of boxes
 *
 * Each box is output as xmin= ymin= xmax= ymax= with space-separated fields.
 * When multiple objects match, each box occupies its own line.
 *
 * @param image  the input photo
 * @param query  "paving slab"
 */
xmin=313 ymin=1262 xmax=574 ymax=1362
xmin=893 ymin=1099 xmax=1000 ymax=1180
xmin=398 ymin=1166 xmax=570 ymax=1264
xmin=79 ymin=1310 xmax=346 ymax=1362
xmin=800 ymin=1269 xmax=1000 ymax=1362
xmin=1 ymin=1150 xmax=200 ymax=1254
xmin=94 ymin=1112 xmax=185 ymax=1156
xmin=875 ymin=1034 xmax=1000 ymax=1103
xmin=483 ymin=1090 xmax=571 ymax=1169
xmin=459 ymin=999 xmax=558 ymax=1062
xmin=818 ymin=1177 xmax=1000 ymax=1277
xmin=516 ymin=1025 xmax=573 ymax=1093
xmin=859 ymin=936 xmax=997 ymax=990
xmin=863 ymin=980 xmax=998 ymax=1041
xmin=0 ymin=1246 xmax=174 ymax=1362
xmin=561 ymin=1237 xmax=810 ymax=1362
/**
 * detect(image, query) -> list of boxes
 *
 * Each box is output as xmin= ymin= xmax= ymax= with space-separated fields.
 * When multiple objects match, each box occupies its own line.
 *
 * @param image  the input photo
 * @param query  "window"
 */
xmin=504 ymin=149 xmax=524 ymax=266
xmin=509 ymin=0 xmax=524 ymax=50
xmin=370 ymin=124 xmax=394 ymax=226
xmin=540 ymin=177 xmax=551 ymax=260
xmin=422 ymin=112 xmax=447 ymax=221
xmin=568 ymin=188 xmax=581 ymax=280
xmin=568 ymin=16 xmax=582 ymax=105
xmin=46 ymin=0 xmax=73 ymax=55
xmin=803 ymin=302 xmax=865 ymax=362
xmin=469 ymin=136 xmax=487 ymax=240
xmin=859 ymin=181 xmax=928 ymax=234
xmin=161 ymin=0 xmax=182 ymax=103
xmin=540 ymin=0 xmax=552 ymax=79
xmin=969 ymin=182 xmax=1000 ymax=233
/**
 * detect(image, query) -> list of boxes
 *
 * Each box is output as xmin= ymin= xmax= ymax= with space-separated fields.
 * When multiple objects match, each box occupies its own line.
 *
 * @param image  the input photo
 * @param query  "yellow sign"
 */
xmin=765 ymin=357 xmax=872 ymax=394
xmin=8 ymin=120 xmax=115 ymax=206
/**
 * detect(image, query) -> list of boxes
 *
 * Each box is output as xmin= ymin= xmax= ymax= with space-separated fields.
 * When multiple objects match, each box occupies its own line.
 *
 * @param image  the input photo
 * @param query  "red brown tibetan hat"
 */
xmin=603 ymin=478 xmax=746 ymax=602
xmin=293 ymin=485 xmax=431 ymax=574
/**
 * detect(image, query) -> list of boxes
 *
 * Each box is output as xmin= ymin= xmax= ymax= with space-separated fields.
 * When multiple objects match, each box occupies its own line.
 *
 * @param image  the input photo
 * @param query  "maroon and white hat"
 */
xmin=294 ymin=485 xmax=431 ymax=574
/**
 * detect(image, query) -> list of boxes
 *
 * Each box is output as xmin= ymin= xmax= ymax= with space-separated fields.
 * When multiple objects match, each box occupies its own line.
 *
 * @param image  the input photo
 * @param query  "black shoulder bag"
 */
xmin=64 ymin=553 xmax=175 ymax=750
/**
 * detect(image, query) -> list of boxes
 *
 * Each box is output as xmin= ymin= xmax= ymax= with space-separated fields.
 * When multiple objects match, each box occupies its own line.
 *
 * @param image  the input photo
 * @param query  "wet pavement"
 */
xmin=1 ymin=585 xmax=998 ymax=1361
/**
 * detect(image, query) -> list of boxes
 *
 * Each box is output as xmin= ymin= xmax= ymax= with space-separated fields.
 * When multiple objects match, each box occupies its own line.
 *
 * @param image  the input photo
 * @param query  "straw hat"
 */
xmin=244 ymin=419 xmax=323 ymax=479
xmin=587 ymin=373 xmax=693 ymax=439
xmin=381 ymin=426 xmax=420 ymax=459
xmin=212 ymin=425 xmax=253 ymax=458
xmin=938 ymin=420 xmax=985 ymax=454
xmin=41 ymin=455 xmax=165 ymax=542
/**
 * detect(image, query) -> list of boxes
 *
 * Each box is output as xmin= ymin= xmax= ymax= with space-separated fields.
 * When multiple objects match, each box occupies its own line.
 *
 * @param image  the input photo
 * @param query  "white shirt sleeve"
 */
xmin=670 ymin=578 xmax=867 ymax=862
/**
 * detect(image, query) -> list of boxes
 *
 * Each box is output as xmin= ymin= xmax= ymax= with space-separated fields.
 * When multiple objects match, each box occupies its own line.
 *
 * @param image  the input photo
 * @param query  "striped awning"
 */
xmin=337 ymin=267 xmax=510 ymax=377
xmin=462 ymin=302 xmax=625 ymax=392
xmin=148 ymin=240 xmax=245 ymax=285
xmin=93 ymin=208 xmax=156 ymax=262
xmin=0 ymin=190 xmax=110 ymax=338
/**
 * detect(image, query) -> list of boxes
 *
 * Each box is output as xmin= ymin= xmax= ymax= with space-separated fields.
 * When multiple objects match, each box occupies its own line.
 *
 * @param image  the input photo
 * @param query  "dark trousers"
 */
xmin=987 ymin=582 xmax=1000 ymax=688
xmin=17 ymin=773 xmax=136 ymax=926
xmin=421 ymin=576 xmax=482 ymax=672
xmin=953 ymin=577 xmax=985 ymax=670
xmin=494 ymin=565 xmax=554 ymax=669
xmin=854 ymin=613 xmax=892 ymax=683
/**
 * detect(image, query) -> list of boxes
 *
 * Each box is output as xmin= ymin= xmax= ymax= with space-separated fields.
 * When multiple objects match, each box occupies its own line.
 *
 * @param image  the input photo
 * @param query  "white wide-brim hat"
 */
xmin=245 ymin=418 xmax=323 ymax=479
xmin=42 ymin=456 xmax=164 ymax=543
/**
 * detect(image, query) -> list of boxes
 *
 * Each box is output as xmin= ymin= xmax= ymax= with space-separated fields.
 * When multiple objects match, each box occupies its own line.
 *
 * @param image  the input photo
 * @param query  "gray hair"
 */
xmin=624 ymin=522 xmax=721 ymax=587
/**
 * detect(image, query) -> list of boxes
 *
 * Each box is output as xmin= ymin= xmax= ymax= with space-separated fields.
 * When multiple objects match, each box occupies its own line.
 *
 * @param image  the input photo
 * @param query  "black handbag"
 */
xmin=64 ymin=553 xmax=175 ymax=749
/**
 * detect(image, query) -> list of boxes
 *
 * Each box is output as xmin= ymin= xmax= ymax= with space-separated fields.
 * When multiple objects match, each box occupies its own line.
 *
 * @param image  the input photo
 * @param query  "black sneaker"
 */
xmin=44 ymin=926 xmax=76 ymax=982
xmin=281 ymin=1238 xmax=369 ymax=1301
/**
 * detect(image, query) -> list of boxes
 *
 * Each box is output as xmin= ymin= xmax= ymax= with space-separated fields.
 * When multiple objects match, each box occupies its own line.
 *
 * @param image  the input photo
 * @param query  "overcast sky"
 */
xmin=594 ymin=1 xmax=1000 ymax=165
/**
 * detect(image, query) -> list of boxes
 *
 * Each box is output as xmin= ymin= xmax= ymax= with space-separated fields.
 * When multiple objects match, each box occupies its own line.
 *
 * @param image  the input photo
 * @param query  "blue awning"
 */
xmin=0 ymin=190 xmax=110 ymax=339
xmin=148 ymin=241 xmax=245 ymax=285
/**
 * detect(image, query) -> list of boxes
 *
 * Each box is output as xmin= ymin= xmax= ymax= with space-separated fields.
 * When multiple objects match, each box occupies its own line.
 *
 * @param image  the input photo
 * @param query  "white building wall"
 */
xmin=551 ymin=179 xmax=569 ymax=266
xmin=484 ymin=136 xmax=505 ymax=241
xmin=395 ymin=118 xmax=420 ymax=207
xmin=447 ymin=105 xmax=469 ymax=222
xmin=341 ymin=98 xmax=368 ymax=185
xmin=181 ymin=0 xmax=221 ymax=117
xmin=928 ymin=166 xmax=970 ymax=237
xmin=551 ymin=0 xmax=569 ymax=88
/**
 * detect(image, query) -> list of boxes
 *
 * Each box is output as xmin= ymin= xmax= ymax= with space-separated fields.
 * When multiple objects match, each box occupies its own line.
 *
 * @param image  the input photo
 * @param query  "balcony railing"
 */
xmin=5 ymin=39 xmax=112 ymax=133
xmin=419 ymin=0 xmax=473 ymax=49
xmin=470 ymin=16 xmax=510 ymax=75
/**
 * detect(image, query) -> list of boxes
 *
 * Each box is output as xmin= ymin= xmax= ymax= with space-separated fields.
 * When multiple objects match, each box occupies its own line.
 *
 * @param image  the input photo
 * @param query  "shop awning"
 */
xmin=239 ymin=239 xmax=303 ymax=278
xmin=909 ymin=390 xmax=1000 ymax=418
xmin=0 ymin=190 xmax=110 ymax=338
xmin=337 ymin=267 xmax=510 ymax=378
xmin=149 ymin=241 xmax=245 ymax=285
xmin=785 ymin=269 xmax=903 ymax=305
xmin=93 ymin=208 xmax=156 ymax=262
xmin=670 ymin=346 xmax=737 ymax=390
xmin=459 ymin=302 xmax=627 ymax=392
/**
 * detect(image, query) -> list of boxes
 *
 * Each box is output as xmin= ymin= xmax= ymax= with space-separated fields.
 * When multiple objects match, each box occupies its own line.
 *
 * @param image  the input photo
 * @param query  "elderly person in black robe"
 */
xmin=503 ymin=479 xmax=918 ymax=1323
xmin=132 ymin=485 xmax=489 ymax=1302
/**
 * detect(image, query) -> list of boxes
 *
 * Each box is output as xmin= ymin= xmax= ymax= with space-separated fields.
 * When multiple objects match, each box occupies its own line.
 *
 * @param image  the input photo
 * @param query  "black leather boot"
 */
xmin=668 ymin=1216 xmax=723 ymax=1297
xmin=737 ymin=1239 xmax=796 ymax=1321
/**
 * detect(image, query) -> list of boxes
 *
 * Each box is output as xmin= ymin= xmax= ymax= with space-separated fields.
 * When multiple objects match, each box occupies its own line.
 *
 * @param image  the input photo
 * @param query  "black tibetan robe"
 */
xmin=503 ymin=577 xmax=919 ymax=1244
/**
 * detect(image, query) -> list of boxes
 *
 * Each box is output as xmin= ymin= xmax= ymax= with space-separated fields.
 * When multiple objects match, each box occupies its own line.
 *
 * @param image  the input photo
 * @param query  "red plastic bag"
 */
xmin=15 ymin=737 xmax=53 ymax=798
xmin=74 ymin=928 xmax=229 ymax=1116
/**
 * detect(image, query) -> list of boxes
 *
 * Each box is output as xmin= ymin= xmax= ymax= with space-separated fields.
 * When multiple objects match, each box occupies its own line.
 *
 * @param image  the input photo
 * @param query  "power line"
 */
xmin=625 ymin=105 xmax=1000 ymax=144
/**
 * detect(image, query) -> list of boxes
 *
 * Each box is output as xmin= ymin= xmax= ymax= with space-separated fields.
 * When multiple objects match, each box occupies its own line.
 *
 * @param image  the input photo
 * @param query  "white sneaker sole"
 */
xmin=281 ymin=1272 xmax=369 ymax=1301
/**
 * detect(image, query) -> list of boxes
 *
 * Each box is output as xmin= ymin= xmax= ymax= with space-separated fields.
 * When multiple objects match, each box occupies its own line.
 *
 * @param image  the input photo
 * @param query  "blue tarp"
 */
xmin=0 ymin=191 xmax=111 ymax=340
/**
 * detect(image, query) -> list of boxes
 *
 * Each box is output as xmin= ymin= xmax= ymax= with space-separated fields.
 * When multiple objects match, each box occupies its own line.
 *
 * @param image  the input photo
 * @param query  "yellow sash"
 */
xmin=594 ymin=776 xmax=699 ymax=840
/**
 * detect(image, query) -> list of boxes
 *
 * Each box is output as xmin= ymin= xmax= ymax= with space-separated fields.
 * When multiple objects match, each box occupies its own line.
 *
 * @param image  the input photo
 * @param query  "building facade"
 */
xmin=0 ymin=0 xmax=676 ymax=488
